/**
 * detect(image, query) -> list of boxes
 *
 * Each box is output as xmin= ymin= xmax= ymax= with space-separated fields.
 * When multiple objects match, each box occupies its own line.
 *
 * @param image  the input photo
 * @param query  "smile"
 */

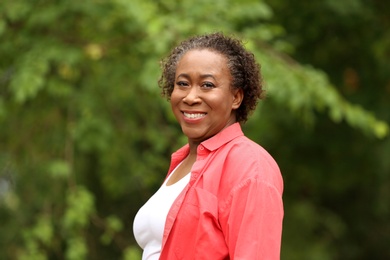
xmin=183 ymin=112 xmax=206 ymax=119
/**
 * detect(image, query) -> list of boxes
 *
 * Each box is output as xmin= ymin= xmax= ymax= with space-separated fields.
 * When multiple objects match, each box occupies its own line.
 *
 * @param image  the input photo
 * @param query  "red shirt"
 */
xmin=160 ymin=123 xmax=284 ymax=259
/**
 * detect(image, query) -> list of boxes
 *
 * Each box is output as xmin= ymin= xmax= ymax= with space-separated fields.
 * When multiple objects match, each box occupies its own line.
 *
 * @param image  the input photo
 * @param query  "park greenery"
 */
xmin=0 ymin=0 xmax=389 ymax=259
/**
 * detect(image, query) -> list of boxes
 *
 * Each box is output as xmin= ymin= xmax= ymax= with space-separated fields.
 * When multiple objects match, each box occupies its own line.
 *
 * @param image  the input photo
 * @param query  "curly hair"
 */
xmin=158 ymin=32 xmax=264 ymax=123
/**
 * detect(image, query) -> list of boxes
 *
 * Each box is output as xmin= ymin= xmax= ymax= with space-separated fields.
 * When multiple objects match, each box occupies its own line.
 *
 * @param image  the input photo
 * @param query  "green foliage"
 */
xmin=255 ymin=49 xmax=389 ymax=138
xmin=263 ymin=0 xmax=390 ymax=259
xmin=63 ymin=186 xmax=95 ymax=230
xmin=123 ymin=246 xmax=142 ymax=260
xmin=0 ymin=0 xmax=388 ymax=259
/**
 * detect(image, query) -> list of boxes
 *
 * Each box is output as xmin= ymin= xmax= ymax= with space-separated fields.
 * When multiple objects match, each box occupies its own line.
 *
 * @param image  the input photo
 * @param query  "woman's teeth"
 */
xmin=183 ymin=112 xmax=206 ymax=119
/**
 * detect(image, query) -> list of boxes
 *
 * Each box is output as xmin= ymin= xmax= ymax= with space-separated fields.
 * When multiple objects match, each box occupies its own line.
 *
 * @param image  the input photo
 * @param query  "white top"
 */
xmin=133 ymin=167 xmax=190 ymax=260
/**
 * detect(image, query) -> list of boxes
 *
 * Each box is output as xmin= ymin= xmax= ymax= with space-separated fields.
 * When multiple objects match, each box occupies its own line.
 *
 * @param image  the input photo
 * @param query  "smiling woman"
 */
xmin=171 ymin=49 xmax=242 ymax=144
xmin=133 ymin=32 xmax=284 ymax=260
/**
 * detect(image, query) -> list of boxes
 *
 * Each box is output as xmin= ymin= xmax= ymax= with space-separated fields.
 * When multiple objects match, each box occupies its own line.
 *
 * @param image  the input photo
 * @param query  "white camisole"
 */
xmin=133 ymin=168 xmax=190 ymax=260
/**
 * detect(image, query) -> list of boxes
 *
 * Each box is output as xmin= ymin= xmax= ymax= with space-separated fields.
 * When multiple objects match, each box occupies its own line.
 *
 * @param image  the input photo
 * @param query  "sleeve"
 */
xmin=219 ymin=177 xmax=284 ymax=260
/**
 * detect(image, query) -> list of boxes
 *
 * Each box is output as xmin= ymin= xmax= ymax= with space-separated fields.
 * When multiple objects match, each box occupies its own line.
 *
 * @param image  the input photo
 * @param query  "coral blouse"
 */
xmin=160 ymin=123 xmax=284 ymax=259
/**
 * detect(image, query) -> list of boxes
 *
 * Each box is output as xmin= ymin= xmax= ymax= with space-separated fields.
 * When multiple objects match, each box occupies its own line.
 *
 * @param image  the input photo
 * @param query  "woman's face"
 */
xmin=170 ymin=49 xmax=243 ymax=144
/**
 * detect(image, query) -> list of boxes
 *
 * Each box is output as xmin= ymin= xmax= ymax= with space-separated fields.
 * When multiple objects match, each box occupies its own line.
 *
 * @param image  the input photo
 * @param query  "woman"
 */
xmin=133 ymin=32 xmax=283 ymax=259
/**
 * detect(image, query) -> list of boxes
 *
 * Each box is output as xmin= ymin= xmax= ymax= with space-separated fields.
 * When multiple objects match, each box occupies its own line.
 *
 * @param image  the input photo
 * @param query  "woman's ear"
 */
xmin=232 ymin=88 xmax=244 ymax=110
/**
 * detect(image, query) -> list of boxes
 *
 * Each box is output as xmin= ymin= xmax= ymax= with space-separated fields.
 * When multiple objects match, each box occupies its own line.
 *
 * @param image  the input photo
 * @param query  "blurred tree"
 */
xmin=0 ymin=0 xmax=388 ymax=259
xmin=264 ymin=0 xmax=390 ymax=259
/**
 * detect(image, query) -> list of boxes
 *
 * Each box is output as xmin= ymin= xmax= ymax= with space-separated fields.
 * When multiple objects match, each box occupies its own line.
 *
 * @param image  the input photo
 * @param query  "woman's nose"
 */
xmin=183 ymin=86 xmax=201 ymax=105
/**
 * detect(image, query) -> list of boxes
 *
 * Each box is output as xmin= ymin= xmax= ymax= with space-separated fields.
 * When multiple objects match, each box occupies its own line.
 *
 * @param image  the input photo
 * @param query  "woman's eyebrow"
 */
xmin=199 ymin=74 xmax=216 ymax=80
xmin=176 ymin=73 xmax=216 ymax=80
xmin=176 ymin=73 xmax=190 ymax=80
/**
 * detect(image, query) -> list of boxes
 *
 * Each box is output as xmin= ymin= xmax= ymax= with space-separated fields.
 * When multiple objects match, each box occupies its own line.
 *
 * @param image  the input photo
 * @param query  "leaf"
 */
xmin=9 ymin=48 xmax=50 ymax=103
xmin=47 ymin=160 xmax=71 ymax=179
xmin=62 ymin=186 xmax=95 ymax=230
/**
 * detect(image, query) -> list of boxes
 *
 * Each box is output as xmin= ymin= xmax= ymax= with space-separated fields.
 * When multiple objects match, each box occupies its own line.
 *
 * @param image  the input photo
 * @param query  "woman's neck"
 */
xmin=188 ymin=142 xmax=199 ymax=158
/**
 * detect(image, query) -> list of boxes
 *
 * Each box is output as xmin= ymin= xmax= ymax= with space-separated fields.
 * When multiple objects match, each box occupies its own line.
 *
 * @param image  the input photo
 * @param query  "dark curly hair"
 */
xmin=158 ymin=32 xmax=264 ymax=123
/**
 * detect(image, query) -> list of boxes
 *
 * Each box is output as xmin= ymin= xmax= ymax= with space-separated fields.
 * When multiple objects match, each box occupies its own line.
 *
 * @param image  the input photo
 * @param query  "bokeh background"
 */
xmin=1 ymin=0 xmax=389 ymax=259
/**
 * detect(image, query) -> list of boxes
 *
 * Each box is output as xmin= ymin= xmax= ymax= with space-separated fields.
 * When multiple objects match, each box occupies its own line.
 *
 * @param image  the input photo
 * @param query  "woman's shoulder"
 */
xmin=227 ymin=135 xmax=274 ymax=162
xmin=221 ymin=135 xmax=282 ymax=186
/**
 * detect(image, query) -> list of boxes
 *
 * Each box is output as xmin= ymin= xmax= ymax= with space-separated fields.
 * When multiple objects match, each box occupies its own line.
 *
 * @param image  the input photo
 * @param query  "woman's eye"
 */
xmin=202 ymin=82 xmax=215 ymax=89
xmin=176 ymin=81 xmax=189 ymax=87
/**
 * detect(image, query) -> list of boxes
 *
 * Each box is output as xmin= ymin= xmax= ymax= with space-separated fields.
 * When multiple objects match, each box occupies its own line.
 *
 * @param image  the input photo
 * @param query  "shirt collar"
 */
xmin=169 ymin=123 xmax=244 ymax=173
xmin=201 ymin=122 xmax=244 ymax=151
